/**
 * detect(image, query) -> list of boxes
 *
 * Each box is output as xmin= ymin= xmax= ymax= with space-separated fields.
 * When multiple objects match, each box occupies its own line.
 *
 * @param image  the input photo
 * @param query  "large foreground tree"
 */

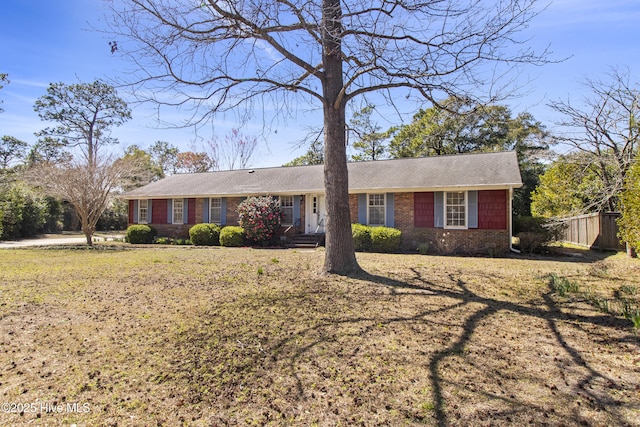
xmin=107 ymin=0 xmax=548 ymax=274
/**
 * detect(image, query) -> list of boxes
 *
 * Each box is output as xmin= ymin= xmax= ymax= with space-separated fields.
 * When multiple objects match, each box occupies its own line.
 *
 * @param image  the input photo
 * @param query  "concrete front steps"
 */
xmin=288 ymin=233 xmax=325 ymax=248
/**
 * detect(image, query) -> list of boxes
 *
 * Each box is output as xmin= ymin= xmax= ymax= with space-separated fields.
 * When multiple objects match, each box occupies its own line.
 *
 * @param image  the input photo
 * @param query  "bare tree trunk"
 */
xmin=321 ymin=0 xmax=360 ymax=275
xmin=627 ymin=242 xmax=637 ymax=258
xmin=81 ymin=215 xmax=94 ymax=246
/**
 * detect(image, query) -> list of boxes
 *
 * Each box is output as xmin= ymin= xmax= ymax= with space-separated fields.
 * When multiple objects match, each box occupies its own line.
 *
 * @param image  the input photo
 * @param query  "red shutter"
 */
xmin=478 ymin=190 xmax=507 ymax=229
xmin=128 ymin=200 xmax=134 ymax=224
xmin=414 ymin=192 xmax=434 ymax=228
xmin=152 ymin=199 xmax=168 ymax=224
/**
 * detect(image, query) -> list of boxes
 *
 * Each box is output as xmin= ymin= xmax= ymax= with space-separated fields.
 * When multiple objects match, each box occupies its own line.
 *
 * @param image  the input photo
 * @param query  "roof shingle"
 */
xmin=123 ymin=151 xmax=522 ymax=198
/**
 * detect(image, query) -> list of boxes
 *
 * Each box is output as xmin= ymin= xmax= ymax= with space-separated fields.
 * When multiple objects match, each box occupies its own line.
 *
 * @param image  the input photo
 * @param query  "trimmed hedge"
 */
xmin=220 ymin=226 xmax=245 ymax=247
xmin=371 ymin=226 xmax=402 ymax=253
xmin=352 ymin=223 xmax=372 ymax=251
xmin=189 ymin=223 xmax=221 ymax=246
xmin=126 ymin=224 xmax=157 ymax=244
xmin=352 ymin=224 xmax=402 ymax=253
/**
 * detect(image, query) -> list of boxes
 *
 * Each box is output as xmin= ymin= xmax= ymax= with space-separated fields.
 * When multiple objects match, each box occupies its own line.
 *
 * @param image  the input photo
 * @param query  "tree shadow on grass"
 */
xmin=352 ymin=270 xmax=636 ymax=426
xmin=171 ymin=265 xmax=638 ymax=426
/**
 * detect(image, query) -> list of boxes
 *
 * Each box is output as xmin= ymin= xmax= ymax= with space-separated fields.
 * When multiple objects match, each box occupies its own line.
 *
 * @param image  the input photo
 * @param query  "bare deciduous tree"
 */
xmin=208 ymin=129 xmax=259 ymax=170
xmin=549 ymin=69 xmax=640 ymax=212
xmin=33 ymin=157 xmax=142 ymax=245
xmin=31 ymin=81 xmax=134 ymax=245
xmin=107 ymin=0 xmax=549 ymax=274
xmin=175 ymin=151 xmax=216 ymax=173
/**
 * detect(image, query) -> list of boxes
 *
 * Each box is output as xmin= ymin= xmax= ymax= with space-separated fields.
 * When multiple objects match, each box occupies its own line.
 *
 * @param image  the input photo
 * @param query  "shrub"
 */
xmin=237 ymin=196 xmax=283 ymax=244
xmin=370 ymin=226 xmax=402 ymax=253
xmin=220 ymin=226 xmax=245 ymax=247
xmin=0 ymin=183 xmax=48 ymax=240
xmin=126 ymin=224 xmax=157 ymax=244
xmin=417 ymin=242 xmax=430 ymax=255
xmin=513 ymin=215 xmax=548 ymax=235
xmin=352 ymin=223 xmax=372 ymax=251
xmin=619 ymin=154 xmax=640 ymax=253
xmin=514 ymin=216 xmax=562 ymax=253
xmin=155 ymin=237 xmax=172 ymax=245
xmin=96 ymin=199 xmax=129 ymax=231
xmin=173 ymin=238 xmax=191 ymax=245
xmin=189 ymin=223 xmax=221 ymax=246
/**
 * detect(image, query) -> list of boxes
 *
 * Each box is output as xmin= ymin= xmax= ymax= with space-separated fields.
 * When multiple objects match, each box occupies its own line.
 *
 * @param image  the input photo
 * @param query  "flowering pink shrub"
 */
xmin=237 ymin=196 xmax=284 ymax=244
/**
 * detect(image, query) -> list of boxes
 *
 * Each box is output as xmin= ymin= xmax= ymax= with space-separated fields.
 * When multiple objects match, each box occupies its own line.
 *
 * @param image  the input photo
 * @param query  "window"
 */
xmin=368 ymin=193 xmax=385 ymax=226
xmin=280 ymin=195 xmax=294 ymax=225
xmin=445 ymin=191 xmax=466 ymax=228
xmin=210 ymin=198 xmax=221 ymax=224
xmin=173 ymin=199 xmax=184 ymax=224
xmin=138 ymin=200 xmax=148 ymax=224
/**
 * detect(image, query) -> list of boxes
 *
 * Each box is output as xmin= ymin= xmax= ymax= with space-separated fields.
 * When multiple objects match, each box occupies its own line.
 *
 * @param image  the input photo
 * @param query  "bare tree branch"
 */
xmin=105 ymin=0 xmax=552 ymax=273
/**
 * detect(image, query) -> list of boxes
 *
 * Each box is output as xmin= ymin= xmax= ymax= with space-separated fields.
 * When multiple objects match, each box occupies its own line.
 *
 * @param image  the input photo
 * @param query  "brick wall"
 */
xmin=129 ymin=189 xmax=511 ymax=254
xmin=396 ymin=190 xmax=510 ymax=255
xmin=394 ymin=192 xmax=413 ymax=229
xmin=151 ymin=224 xmax=192 ymax=239
xmin=188 ymin=198 xmax=196 ymax=224
xmin=400 ymin=227 xmax=510 ymax=255
xmin=349 ymin=194 xmax=359 ymax=224
xmin=225 ymin=197 xmax=242 ymax=225
xmin=195 ymin=198 xmax=204 ymax=223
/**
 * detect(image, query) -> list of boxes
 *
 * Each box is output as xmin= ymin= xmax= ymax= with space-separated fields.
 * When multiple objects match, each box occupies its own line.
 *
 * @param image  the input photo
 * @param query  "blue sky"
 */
xmin=1 ymin=0 xmax=639 ymax=167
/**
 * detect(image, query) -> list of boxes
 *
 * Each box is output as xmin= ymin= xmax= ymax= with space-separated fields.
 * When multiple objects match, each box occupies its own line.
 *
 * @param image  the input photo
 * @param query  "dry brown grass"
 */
xmin=0 ymin=245 xmax=639 ymax=426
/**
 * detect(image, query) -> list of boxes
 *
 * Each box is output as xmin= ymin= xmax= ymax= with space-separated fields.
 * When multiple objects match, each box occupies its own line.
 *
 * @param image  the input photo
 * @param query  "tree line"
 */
xmin=0 ymin=79 xmax=260 ymax=243
xmin=1 ymin=69 xmax=638 ymax=254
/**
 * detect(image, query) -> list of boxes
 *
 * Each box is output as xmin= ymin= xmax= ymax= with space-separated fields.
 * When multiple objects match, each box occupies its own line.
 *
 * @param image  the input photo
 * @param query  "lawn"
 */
xmin=0 ymin=245 xmax=639 ymax=426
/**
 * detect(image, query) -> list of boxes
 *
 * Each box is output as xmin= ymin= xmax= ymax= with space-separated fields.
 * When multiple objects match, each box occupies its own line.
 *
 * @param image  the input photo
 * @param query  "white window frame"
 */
xmin=138 ymin=199 xmax=148 ymax=224
xmin=368 ymin=193 xmax=385 ymax=226
xmin=280 ymin=195 xmax=294 ymax=226
xmin=172 ymin=198 xmax=184 ymax=224
xmin=444 ymin=191 xmax=467 ymax=229
xmin=210 ymin=197 xmax=222 ymax=224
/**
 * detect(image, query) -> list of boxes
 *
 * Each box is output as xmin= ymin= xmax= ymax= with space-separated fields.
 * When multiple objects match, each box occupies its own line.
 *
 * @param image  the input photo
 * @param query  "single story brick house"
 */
xmin=123 ymin=151 xmax=522 ymax=254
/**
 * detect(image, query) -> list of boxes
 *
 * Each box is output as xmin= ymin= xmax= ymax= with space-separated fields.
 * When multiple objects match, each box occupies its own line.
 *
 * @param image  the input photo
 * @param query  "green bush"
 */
xmin=352 ymin=223 xmax=372 ymax=251
xmin=96 ymin=199 xmax=129 ymax=231
xmin=513 ymin=216 xmax=548 ymax=235
xmin=189 ymin=223 xmax=221 ymax=246
xmin=370 ymin=226 xmax=402 ymax=253
xmin=619 ymin=154 xmax=640 ymax=253
xmin=417 ymin=242 xmax=430 ymax=255
xmin=220 ymin=226 xmax=245 ymax=247
xmin=514 ymin=216 xmax=562 ymax=253
xmin=173 ymin=238 xmax=191 ymax=246
xmin=126 ymin=224 xmax=157 ymax=244
xmin=0 ymin=183 xmax=49 ymax=240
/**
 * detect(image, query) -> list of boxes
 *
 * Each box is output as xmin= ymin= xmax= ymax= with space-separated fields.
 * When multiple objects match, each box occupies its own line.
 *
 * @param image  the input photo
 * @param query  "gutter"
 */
xmin=508 ymin=185 xmax=521 ymax=254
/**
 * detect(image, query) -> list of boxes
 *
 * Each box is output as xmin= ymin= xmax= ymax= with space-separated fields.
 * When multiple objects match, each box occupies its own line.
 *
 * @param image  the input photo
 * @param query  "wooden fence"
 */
xmin=559 ymin=212 xmax=625 ymax=251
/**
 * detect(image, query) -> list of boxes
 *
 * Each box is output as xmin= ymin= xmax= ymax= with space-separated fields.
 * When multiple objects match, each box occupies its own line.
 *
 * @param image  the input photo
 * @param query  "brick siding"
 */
xmin=129 ymin=190 xmax=511 ymax=254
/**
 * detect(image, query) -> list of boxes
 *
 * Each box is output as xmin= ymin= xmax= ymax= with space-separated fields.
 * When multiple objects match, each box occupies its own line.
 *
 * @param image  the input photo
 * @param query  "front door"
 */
xmin=307 ymin=194 xmax=326 ymax=233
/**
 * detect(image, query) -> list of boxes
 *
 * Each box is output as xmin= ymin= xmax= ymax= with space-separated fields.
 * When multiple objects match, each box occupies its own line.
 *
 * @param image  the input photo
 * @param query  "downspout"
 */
xmin=509 ymin=185 xmax=521 ymax=254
